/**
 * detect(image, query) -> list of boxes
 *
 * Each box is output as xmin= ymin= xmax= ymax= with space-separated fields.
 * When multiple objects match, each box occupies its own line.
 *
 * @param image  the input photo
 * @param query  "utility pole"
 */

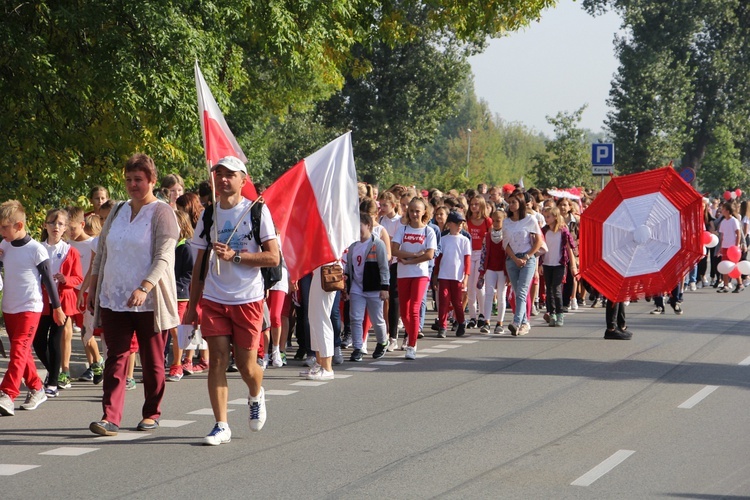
xmin=466 ymin=128 xmax=472 ymax=178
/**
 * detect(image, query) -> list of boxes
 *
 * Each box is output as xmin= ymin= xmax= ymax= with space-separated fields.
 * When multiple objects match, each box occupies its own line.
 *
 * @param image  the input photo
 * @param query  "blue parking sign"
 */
xmin=592 ymin=143 xmax=615 ymax=166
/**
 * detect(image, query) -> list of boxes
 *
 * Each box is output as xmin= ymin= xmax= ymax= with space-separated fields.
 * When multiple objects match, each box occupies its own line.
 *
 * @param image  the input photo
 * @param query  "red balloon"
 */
xmin=729 ymin=266 xmax=742 ymax=279
xmin=736 ymin=189 xmax=743 ymax=197
xmin=727 ymin=245 xmax=742 ymax=263
xmin=724 ymin=191 xmax=732 ymax=200
xmin=702 ymin=231 xmax=713 ymax=246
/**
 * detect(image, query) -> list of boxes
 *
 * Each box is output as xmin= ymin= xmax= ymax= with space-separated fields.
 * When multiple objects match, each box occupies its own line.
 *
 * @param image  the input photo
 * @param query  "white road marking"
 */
xmin=291 ymin=381 xmax=329 ymax=387
xmin=738 ymin=355 xmax=750 ymax=366
xmin=433 ymin=344 xmax=462 ymax=349
xmin=0 ymin=464 xmax=40 ymax=476
xmin=571 ymin=449 xmax=636 ymax=486
xmin=678 ymin=385 xmax=719 ymax=409
xmin=370 ymin=361 xmax=403 ymax=366
xmin=345 ymin=367 xmax=379 ymax=372
xmin=451 ymin=340 xmax=478 ymax=344
xmin=158 ymin=420 xmax=195 ymax=428
xmin=418 ymin=349 xmax=446 ymax=354
xmin=265 ymin=390 xmax=299 ymax=396
xmin=39 ymin=447 xmax=98 ymax=456
xmin=92 ymin=432 xmax=147 ymax=442
xmin=187 ymin=408 xmax=234 ymax=415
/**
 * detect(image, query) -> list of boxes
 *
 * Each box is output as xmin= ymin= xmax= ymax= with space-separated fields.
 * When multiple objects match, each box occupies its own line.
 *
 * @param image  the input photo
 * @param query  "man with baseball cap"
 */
xmin=184 ymin=155 xmax=280 ymax=445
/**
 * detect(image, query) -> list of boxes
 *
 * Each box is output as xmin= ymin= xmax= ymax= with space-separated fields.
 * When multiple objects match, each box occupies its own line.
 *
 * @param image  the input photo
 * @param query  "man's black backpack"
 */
xmin=198 ymin=200 xmax=283 ymax=290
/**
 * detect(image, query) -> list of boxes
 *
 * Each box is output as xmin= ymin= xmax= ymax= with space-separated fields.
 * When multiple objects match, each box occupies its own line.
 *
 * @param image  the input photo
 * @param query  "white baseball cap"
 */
xmin=212 ymin=156 xmax=247 ymax=175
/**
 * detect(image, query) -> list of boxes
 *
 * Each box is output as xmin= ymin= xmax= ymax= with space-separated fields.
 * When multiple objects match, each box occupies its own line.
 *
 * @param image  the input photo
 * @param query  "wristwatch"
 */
xmin=137 ymin=286 xmax=148 ymax=294
xmin=232 ymin=251 xmax=242 ymax=264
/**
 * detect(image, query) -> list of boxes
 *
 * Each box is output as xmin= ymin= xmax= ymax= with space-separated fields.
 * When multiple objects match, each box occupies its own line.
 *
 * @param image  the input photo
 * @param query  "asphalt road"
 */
xmin=2 ymin=287 xmax=750 ymax=499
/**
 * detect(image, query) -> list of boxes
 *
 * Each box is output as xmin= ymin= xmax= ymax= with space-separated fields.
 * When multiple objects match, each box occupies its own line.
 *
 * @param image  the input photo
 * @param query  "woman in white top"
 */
xmin=87 ymin=154 xmax=179 ymax=436
xmin=503 ymin=191 xmax=544 ymax=336
xmin=391 ymin=197 xmax=437 ymax=360
xmin=718 ymin=201 xmax=743 ymax=292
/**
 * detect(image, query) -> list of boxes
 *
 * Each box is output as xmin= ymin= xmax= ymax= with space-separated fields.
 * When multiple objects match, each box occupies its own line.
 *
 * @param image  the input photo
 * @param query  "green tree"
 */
xmin=697 ymin=124 xmax=747 ymax=194
xmin=583 ymin=0 xmax=750 ymax=174
xmin=532 ymin=106 xmax=595 ymax=188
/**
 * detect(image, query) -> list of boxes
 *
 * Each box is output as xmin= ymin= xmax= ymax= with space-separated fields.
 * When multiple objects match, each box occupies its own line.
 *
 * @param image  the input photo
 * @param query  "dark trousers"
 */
xmin=33 ymin=314 xmax=63 ymax=387
xmin=605 ymin=301 xmax=626 ymax=331
xmin=562 ymin=267 xmax=575 ymax=308
xmin=654 ymin=285 xmax=682 ymax=309
xmin=543 ymin=265 xmax=566 ymax=314
xmin=388 ymin=263 xmax=400 ymax=339
xmin=100 ymin=309 xmax=167 ymax=427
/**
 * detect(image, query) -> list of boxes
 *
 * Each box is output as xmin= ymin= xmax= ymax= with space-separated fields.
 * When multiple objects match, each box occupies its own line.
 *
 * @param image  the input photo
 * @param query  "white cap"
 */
xmin=212 ymin=156 xmax=247 ymax=175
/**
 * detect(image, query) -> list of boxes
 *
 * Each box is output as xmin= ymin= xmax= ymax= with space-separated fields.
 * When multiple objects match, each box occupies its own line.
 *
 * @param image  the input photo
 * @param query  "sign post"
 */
xmin=592 ymin=143 xmax=615 ymax=189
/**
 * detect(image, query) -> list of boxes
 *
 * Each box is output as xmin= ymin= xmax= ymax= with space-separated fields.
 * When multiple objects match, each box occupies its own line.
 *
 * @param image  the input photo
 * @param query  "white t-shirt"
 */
xmin=719 ymin=216 xmax=741 ymax=249
xmin=438 ymin=233 xmax=471 ymax=281
xmin=42 ymin=240 xmax=71 ymax=277
xmin=542 ymin=230 xmax=562 ymax=266
xmin=379 ymin=214 xmax=403 ymax=264
xmin=0 ymin=238 xmax=48 ymax=314
xmin=502 ymin=215 xmax=540 ymax=255
xmin=70 ymin=238 xmax=95 ymax=289
xmin=99 ymin=201 xmax=158 ymax=312
xmin=192 ymin=199 xmax=277 ymax=305
xmin=393 ymin=225 xmax=437 ymax=278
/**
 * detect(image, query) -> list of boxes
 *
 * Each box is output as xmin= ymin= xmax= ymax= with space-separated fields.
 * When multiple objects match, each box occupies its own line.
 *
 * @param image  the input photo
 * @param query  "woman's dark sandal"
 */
xmin=136 ymin=419 xmax=159 ymax=431
xmin=89 ymin=420 xmax=119 ymax=436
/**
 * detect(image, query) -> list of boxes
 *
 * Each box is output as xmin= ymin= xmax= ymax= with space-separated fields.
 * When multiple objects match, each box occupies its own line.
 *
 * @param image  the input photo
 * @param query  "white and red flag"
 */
xmin=194 ymin=61 xmax=258 ymax=199
xmin=263 ymin=132 xmax=359 ymax=281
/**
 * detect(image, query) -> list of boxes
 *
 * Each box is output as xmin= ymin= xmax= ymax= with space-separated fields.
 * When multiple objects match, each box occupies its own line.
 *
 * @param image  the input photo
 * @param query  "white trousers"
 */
xmin=482 ymin=270 xmax=506 ymax=325
xmin=309 ymin=266 xmax=336 ymax=358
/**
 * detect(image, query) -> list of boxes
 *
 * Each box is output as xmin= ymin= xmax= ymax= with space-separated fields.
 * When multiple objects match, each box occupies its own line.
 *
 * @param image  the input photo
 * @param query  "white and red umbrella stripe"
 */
xmin=580 ymin=167 xmax=704 ymax=302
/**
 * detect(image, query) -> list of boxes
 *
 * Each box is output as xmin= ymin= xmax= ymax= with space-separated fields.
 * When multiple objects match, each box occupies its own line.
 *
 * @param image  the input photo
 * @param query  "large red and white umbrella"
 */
xmin=579 ymin=167 xmax=704 ymax=302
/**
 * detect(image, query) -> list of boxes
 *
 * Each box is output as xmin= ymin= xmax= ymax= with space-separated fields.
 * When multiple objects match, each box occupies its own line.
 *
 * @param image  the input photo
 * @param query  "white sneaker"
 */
xmin=303 ymin=355 xmax=317 ymax=367
xmin=20 ymin=388 xmax=47 ymax=411
xmin=271 ymin=350 xmax=283 ymax=368
xmin=570 ymin=301 xmax=578 ymax=310
xmin=306 ymin=368 xmax=334 ymax=381
xmin=299 ymin=363 xmax=321 ymax=377
xmin=517 ymin=323 xmax=530 ymax=336
xmin=400 ymin=340 xmax=408 ymax=351
xmin=257 ymin=355 xmax=268 ymax=371
xmin=203 ymin=423 xmax=231 ymax=445
xmin=689 ymin=282 xmax=697 ymax=291
xmin=493 ymin=324 xmax=505 ymax=335
xmin=386 ymin=338 xmax=398 ymax=352
xmin=405 ymin=346 xmax=417 ymax=360
xmin=248 ymin=388 xmax=266 ymax=432
xmin=0 ymin=390 xmax=15 ymax=416
xmin=360 ymin=345 xmax=368 ymax=355
xmin=696 ymin=281 xmax=704 ymax=289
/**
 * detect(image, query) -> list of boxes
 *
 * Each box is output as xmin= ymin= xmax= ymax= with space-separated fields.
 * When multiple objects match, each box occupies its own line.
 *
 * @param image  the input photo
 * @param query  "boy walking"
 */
xmin=0 ymin=200 xmax=66 ymax=415
xmin=185 ymin=156 xmax=280 ymax=445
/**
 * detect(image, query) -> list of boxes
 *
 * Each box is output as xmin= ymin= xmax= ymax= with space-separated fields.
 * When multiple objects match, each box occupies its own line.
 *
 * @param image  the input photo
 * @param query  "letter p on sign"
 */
xmin=592 ymin=143 xmax=614 ymax=166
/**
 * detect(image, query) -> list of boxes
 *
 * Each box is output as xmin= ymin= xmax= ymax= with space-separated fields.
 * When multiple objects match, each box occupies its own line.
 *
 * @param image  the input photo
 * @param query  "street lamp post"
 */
xmin=466 ymin=128 xmax=472 ymax=178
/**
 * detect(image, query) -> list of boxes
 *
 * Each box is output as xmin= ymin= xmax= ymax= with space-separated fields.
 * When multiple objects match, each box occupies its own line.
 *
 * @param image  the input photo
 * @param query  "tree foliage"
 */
xmin=698 ymin=125 xmax=747 ymax=194
xmin=583 ymin=0 xmax=750 ymax=175
xmin=532 ymin=106 xmax=596 ymax=189
xmin=1 ymin=0 xmax=555 ymax=222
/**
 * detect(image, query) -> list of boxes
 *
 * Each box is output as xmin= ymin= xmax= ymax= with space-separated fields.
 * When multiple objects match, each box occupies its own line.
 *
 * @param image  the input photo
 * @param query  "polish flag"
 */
xmin=194 ymin=61 xmax=258 ymax=199
xmin=263 ymin=132 xmax=359 ymax=281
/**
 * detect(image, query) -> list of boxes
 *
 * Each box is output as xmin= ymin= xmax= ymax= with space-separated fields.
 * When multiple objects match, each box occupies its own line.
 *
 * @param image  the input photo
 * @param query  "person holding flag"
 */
xmin=184 ymin=156 xmax=279 ymax=445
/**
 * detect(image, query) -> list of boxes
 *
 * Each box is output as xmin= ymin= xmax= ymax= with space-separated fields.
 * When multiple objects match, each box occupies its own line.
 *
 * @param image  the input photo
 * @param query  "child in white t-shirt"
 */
xmin=432 ymin=211 xmax=471 ymax=338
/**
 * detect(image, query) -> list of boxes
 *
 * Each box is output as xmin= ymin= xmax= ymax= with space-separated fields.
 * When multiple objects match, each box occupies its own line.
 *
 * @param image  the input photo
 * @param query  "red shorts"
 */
xmin=177 ymin=301 xmax=188 ymax=323
xmin=129 ymin=333 xmax=139 ymax=353
xmin=721 ymin=248 xmax=730 ymax=260
xmin=199 ymin=298 xmax=263 ymax=351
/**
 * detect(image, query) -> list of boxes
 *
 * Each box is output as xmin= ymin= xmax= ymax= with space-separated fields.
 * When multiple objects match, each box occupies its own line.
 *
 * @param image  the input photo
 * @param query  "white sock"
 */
xmin=217 ymin=421 xmax=229 ymax=430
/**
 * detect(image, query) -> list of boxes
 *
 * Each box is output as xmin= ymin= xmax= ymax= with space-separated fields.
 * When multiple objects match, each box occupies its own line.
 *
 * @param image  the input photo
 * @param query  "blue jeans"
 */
xmin=505 ymin=254 xmax=536 ymax=326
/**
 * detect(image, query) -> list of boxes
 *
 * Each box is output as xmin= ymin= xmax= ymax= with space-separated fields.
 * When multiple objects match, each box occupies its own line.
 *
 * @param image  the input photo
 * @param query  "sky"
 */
xmin=469 ymin=0 xmax=623 ymax=137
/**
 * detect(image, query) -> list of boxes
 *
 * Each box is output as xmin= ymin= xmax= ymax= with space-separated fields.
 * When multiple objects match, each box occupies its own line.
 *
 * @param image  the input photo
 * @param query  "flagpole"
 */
xmin=208 ymin=160 xmax=221 ymax=276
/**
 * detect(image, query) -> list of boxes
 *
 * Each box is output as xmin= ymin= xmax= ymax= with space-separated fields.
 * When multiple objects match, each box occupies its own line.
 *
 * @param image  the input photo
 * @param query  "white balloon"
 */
xmin=737 ymin=260 xmax=750 ymax=275
xmin=717 ymin=260 xmax=735 ymax=275
xmin=731 ymin=192 xmax=738 ymax=200
xmin=706 ymin=234 xmax=719 ymax=248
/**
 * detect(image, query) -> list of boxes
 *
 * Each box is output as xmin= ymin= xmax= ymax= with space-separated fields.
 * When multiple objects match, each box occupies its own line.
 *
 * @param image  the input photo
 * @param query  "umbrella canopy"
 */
xmin=579 ymin=167 xmax=704 ymax=302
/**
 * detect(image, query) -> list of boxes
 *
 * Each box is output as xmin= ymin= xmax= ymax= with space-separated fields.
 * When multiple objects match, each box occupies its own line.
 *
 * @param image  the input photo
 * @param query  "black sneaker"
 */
xmin=456 ymin=323 xmax=466 ymax=337
xmin=437 ymin=328 xmax=447 ymax=338
xmin=349 ymin=349 xmax=363 ymax=362
xmin=294 ymin=348 xmax=306 ymax=360
xmin=477 ymin=315 xmax=486 ymax=328
xmin=372 ymin=343 xmax=387 ymax=359
xmin=466 ymin=318 xmax=477 ymax=329
xmin=604 ymin=328 xmax=632 ymax=340
xmin=430 ymin=319 xmax=440 ymax=331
